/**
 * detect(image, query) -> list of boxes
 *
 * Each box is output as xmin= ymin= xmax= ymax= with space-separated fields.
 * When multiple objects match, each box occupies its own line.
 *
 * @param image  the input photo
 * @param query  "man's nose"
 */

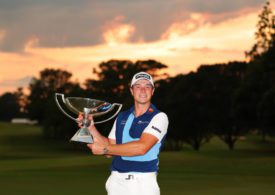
xmin=140 ymin=87 xmax=146 ymax=92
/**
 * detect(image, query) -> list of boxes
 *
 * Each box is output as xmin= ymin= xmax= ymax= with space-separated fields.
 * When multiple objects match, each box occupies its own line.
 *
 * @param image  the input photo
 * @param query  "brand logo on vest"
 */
xmin=121 ymin=120 xmax=127 ymax=125
xmin=137 ymin=120 xmax=149 ymax=124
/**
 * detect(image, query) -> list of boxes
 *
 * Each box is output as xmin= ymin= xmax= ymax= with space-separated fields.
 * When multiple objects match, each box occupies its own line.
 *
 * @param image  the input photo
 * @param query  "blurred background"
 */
xmin=0 ymin=0 xmax=275 ymax=194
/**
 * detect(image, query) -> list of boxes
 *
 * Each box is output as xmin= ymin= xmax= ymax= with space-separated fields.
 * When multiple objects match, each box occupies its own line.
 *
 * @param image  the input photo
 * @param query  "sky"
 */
xmin=0 ymin=0 xmax=274 ymax=95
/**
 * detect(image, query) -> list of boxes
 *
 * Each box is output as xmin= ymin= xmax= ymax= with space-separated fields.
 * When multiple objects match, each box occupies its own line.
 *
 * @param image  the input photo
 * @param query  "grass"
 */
xmin=0 ymin=122 xmax=275 ymax=195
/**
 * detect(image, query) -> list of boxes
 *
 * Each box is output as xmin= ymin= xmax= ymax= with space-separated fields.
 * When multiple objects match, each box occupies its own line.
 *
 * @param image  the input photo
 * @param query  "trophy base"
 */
xmin=70 ymin=127 xmax=94 ymax=144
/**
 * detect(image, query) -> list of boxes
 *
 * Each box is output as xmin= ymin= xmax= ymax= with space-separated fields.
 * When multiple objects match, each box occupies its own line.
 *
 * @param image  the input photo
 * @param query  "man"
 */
xmin=82 ymin=72 xmax=169 ymax=195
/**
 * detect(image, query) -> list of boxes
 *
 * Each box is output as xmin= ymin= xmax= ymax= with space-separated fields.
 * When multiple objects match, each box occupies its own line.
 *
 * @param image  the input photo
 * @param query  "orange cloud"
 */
xmin=162 ymin=13 xmax=209 ymax=39
xmin=0 ymin=29 xmax=6 ymax=41
xmin=24 ymin=11 xmax=258 ymax=61
xmin=102 ymin=16 xmax=135 ymax=46
xmin=161 ymin=10 xmax=257 ymax=52
xmin=24 ymin=36 xmax=40 ymax=50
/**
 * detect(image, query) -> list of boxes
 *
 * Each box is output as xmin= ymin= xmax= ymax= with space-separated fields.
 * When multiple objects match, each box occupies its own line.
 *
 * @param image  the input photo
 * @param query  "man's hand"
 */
xmin=87 ymin=138 xmax=109 ymax=155
xmin=77 ymin=112 xmax=95 ymax=128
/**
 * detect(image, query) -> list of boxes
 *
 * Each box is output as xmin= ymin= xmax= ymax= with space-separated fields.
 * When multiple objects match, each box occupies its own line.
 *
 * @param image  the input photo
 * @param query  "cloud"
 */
xmin=0 ymin=29 xmax=6 ymax=41
xmin=161 ymin=13 xmax=209 ymax=39
xmin=172 ymin=0 xmax=265 ymax=13
xmin=0 ymin=76 xmax=32 ymax=87
xmin=0 ymin=0 xmax=267 ymax=52
xmin=0 ymin=75 xmax=32 ymax=95
xmin=0 ymin=1 xmax=105 ymax=51
xmin=19 ymin=9 xmax=257 ymax=75
xmin=102 ymin=16 xmax=136 ymax=46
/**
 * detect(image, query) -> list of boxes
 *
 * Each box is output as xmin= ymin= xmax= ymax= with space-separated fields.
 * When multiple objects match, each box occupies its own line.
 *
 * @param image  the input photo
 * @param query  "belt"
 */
xmin=111 ymin=171 xmax=157 ymax=180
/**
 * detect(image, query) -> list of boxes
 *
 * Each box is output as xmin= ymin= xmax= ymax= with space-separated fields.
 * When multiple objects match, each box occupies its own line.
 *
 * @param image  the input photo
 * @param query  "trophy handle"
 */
xmin=94 ymin=103 xmax=122 ymax=124
xmin=55 ymin=93 xmax=78 ymax=122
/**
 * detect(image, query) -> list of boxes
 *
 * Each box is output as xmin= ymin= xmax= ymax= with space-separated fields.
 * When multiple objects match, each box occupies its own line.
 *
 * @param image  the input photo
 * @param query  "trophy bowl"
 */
xmin=55 ymin=93 xmax=122 ymax=143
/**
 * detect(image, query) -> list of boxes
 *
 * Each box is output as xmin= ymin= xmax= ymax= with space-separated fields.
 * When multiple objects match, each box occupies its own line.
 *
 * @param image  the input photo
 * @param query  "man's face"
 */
xmin=130 ymin=79 xmax=154 ymax=104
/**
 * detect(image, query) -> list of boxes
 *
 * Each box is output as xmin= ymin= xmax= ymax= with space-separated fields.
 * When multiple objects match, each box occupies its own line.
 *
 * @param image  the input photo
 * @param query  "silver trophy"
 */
xmin=55 ymin=93 xmax=122 ymax=143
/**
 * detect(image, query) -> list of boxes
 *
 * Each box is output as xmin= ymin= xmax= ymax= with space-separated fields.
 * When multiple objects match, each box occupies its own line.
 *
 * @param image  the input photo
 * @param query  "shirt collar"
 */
xmin=130 ymin=103 xmax=156 ymax=118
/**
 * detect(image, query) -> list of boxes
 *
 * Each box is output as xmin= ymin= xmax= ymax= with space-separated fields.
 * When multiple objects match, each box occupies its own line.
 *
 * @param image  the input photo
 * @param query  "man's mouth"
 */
xmin=139 ymin=95 xmax=147 ymax=98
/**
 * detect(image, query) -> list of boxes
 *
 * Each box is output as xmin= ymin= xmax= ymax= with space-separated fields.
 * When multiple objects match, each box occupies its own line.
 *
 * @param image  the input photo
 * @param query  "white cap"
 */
xmin=131 ymin=72 xmax=154 ymax=87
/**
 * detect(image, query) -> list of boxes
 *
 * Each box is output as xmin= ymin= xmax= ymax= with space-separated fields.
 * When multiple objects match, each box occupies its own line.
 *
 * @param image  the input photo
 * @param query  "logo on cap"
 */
xmin=135 ymin=73 xmax=151 ymax=80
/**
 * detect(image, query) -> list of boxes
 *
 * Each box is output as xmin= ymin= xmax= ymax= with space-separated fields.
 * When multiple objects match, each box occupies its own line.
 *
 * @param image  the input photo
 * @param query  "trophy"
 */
xmin=55 ymin=93 xmax=122 ymax=144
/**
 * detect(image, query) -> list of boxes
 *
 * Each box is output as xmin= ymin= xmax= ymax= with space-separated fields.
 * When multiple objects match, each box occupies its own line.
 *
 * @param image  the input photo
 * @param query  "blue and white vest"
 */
xmin=110 ymin=104 xmax=166 ymax=173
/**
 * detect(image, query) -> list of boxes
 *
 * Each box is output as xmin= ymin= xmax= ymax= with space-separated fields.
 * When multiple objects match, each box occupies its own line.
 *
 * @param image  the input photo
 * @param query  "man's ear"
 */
xmin=152 ymin=88 xmax=155 ymax=96
xmin=130 ymin=87 xmax=134 ymax=96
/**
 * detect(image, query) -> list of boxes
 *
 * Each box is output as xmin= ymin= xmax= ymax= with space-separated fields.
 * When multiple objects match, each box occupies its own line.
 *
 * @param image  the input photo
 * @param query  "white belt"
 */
xmin=111 ymin=171 xmax=157 ymax=180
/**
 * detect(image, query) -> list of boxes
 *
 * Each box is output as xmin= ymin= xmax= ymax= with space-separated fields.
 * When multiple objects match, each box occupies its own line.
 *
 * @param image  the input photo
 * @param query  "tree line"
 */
xmin=0 ymin=1 xmax=274 ymax=150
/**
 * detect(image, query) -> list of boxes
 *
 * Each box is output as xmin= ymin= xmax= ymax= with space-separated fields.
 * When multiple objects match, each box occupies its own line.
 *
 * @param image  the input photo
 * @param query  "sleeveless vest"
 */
xmin=110 ymin=104 xmax=166 ymax=173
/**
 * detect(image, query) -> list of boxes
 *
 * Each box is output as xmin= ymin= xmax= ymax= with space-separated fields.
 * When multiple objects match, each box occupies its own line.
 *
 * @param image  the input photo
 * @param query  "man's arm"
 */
xmin=88 ymin=125 xmax=116 ymax=158
xmin=88 ymin=133 xmax=158 ymax=156
xmin=87 ymin=112 xmax=168 ymax=157
xmin=89 ymin=125 xmax=110 ymax=145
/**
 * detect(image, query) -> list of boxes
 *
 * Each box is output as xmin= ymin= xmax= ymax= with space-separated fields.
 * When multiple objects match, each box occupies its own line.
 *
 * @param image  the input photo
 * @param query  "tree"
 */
xmin=246 ymin=0 xmax=275 ymax=61
xmin=85 ymin=60 xmax=135 ymax=103
xmin=158 ymin=73 xmax=213 ymax=151
xmin=14 ymin=87 xmax=28 ymax=115
xmin=256 ymin=43 xmax=275 ymax=139
xmin=258 ymin=88 xmax=275 ymax=138
xmin=235 ymin=1 xmax=275 ymax=141
xmin=235 ymin=38 xmax=275 ymax=141
xmin=27 ymin=68 xmax=73 ymax=122
xmin=197 ymin=62 xmax=247 ymax=150
xmin=155 ymin=61 xmax=247 ymax=150
xmin=26 ymin=68 xmax=84 ymax=139
xmin=0 ymin=92 xmax=21 ymax=121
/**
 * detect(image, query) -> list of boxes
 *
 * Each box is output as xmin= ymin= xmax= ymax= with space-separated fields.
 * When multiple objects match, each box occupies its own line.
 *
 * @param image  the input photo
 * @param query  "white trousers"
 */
xmin=105 ymin=171 xmax=160 ymax=195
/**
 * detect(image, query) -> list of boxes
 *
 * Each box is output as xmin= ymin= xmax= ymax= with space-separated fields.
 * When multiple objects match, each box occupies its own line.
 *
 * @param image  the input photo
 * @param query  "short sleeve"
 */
xmin=108 ymin=119 xmax=117 ymax=140
xmin=143 ymin=112 xmax=169 ymax=142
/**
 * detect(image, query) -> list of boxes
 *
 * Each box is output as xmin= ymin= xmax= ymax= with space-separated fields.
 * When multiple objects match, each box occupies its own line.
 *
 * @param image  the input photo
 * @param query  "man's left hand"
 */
xmin=87 ymin=138 xmax=108 ymax=155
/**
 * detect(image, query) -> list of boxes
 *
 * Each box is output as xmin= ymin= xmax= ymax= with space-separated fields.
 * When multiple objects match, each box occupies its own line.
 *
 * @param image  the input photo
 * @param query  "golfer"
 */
xmin=82 ymin=72 xmax=169 ymax=195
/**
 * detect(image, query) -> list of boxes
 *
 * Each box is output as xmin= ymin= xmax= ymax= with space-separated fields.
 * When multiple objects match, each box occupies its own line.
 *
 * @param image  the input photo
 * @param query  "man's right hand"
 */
xmin=77 ymin=112 xmax=84 ymax=128
xmin=77 ymin=112 xmax=95 ymax=129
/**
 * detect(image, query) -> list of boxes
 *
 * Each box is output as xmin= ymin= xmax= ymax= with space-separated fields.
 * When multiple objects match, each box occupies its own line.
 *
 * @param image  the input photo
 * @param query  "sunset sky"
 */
xmin=0 ymin=0 xmax=274 ymax=95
